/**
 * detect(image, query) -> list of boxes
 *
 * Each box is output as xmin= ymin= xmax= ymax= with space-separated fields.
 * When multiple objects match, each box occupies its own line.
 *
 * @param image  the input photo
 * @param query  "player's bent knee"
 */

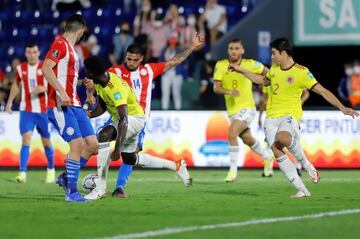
xmin=121 ymin=152 xmax=137 ymax=165
xmin=276 ymin=131 xmax=292 ymax=146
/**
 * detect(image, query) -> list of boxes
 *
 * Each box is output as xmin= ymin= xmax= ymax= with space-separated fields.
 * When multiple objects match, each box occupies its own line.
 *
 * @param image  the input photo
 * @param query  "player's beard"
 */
xmin=125 ymin=63 xmax=137 ymax=71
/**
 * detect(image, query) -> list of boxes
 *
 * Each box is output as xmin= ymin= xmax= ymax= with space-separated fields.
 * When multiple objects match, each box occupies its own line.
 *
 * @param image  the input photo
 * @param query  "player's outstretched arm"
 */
xmin=111 ymin=105 xmax=129 ymax=161
xmin=5 ymin=80 xmax=20 ymax=114
xmin=163 ymin=32 xmax=205 ymax=72
xmin=228 ymin=63 xmax=270 ymax=86
xmin=42 ymin=59 xmax=71 ymax=106
xmin=312 ymin=83 xmax=359 ymax=118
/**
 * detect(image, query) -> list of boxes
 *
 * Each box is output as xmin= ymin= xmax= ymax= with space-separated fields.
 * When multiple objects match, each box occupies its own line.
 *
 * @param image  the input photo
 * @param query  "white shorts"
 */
xmin=229 ymin=108 xmax=256 ymax=127
xmin=111 ymin=115 xmax=145 ymax=153
xmin=264 ymin=116 xmax=300 ymax=147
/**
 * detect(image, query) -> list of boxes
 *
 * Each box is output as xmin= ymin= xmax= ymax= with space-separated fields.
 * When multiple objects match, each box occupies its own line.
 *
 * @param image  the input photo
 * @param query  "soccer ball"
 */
xmin=82 ymin=174 xmax=100 ymax=194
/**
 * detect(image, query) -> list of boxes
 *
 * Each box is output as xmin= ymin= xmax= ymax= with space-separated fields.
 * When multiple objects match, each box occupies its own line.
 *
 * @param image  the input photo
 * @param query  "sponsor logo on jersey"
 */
xmin=307 ymin=72 xmax=315 ymax=79
xmin=51 ymin=49 xmax=59 ymax=59
xmin=113 ymin=92 xmax=122 ymax=101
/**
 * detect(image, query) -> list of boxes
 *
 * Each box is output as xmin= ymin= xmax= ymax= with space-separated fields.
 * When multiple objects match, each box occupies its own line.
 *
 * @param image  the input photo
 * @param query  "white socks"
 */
xmin=136 ymin=152 xmax=176 ymax=171
xmin=97 ymin=142 xmax=111 ymax=187
xmin=229 ymin=146 xmax=240 ymax=173
xmin=277 ymin=154 xmax=309 ymax=192
xmin=250 ymin=140 xmax=272 ymax=161
xmin=288 ymin=139 xmax=316 ymax=173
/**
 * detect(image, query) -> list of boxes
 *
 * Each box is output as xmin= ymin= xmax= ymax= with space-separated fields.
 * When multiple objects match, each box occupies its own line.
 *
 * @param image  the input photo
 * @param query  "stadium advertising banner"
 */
xmin=294 ymin=0 xmax=360 ymax=46
xmin=0 ymin=111 xmax=359 ymax=168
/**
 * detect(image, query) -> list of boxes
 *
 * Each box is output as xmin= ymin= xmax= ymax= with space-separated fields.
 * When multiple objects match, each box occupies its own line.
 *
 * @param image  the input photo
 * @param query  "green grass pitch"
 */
xmin=0 ymin=169 xmax=359 ymax=239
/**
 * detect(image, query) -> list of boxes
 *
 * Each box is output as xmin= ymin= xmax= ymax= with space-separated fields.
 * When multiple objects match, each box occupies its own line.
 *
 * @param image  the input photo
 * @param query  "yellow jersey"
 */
xmin=214 ymin=58 xmax=264 ymax=116
xmin=95 ymin=72 xmax=144 ymax=121
xmin=265 ymin=63 xmax=317 ymax=123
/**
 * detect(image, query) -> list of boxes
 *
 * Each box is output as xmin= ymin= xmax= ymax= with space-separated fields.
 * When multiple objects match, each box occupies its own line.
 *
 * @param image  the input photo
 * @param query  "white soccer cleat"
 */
xmin=84 ymin=179 xmax=107 ymax=200
xmin=175 ymin=159 xmax=192 ymax=187
xmin=84 ymin=187 xmax=107 ymax=200
xmin=291 ymin=190 xmax=311 ymax=198
xmin=308 ymin=170 xmax=320 ymax=184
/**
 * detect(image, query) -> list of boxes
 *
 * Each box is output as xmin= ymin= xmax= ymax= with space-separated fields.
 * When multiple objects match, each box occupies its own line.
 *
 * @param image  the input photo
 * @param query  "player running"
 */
xmin=229 ymin=37 xmax=359 ymax=198
xmin=42 ymin=14 xmax=98 ymax=202
xmin=6 ymin=43 xmax=55 ymax=183
xmin=213 ymin=38 xmax=273 ymax=182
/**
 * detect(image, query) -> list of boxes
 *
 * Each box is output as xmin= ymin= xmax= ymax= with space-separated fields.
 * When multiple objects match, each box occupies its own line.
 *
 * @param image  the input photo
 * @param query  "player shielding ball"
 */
xmin=229 ymin=37 xmax=359 ymax=198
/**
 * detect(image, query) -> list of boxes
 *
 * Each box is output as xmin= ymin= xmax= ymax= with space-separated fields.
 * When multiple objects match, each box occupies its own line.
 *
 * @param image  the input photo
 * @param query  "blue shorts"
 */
xmin=137 ymin=123 xmax=146 ymax=151
xmin=48 ymin=106 xmax=95 ymax=142
xmin=19 ymin=111 xmax=50 ymax=138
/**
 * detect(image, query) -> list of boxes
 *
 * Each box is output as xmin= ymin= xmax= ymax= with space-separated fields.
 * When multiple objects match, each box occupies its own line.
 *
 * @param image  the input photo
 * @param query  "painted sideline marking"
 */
xmin=95 ymin=208 xmax=360 ymax=239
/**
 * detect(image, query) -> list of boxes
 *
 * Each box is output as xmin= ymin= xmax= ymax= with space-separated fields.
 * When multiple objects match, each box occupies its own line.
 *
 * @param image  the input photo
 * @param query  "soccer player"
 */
xmin=259 ymin=87 xmax=310 ymax=176
xmin=213 ymin=38 xmax=273 ymax=182
xmin=229 ymin=37 xmax=359 ymax=198
xmin=42 ymin=14 xmax=98 ymax=202
xmin=83 ymin=56 xmax=146 ymax=199
xmin=85 ymin=34 xmax=204 ymax=188
xmin=6 ymin=43 xmax=55 ymax=183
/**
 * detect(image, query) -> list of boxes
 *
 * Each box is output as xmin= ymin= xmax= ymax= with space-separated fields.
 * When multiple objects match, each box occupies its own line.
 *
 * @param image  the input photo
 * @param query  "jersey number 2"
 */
xmin=273 ymin=83 xmax=279 ymax=95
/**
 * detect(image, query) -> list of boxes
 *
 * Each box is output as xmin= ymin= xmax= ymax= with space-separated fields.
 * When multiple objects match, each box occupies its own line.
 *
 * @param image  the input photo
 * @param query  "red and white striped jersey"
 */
xmin=108 ymin=63 xmax=165 ymax=118
xmin=45 ymin=37 xmax=81 ymax=108
xmin=16 ymin=61 xmax=47 ymax=113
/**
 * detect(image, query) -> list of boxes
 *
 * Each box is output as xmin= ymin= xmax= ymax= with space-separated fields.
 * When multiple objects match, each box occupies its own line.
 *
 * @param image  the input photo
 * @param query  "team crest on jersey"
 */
xmin=140 ymin=68 xmax=148 ymax=76
xmin=51 ymin=49 xmax=59 ymax=59
xmin=66 ymin=127 xmax=74 ymax=136
xmin=37 ymin=69 xmax=43 ymax=75
xmin=287 ymin=76 xmax=294 ymax=84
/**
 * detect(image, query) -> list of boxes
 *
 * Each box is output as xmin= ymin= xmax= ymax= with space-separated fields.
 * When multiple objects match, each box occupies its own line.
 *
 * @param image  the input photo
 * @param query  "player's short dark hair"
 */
xmin=25 ymin=42 xmax=38 ymax=49
xmin=270 ymin=37 xmax=293 ymax=56
xmin=64 ymin=14 xmax=86 ymax=32
xmin=126 ymin=43 xmax=144 ymax=55
xmin=228 ymin=38 xmax=243 ymax=46
xmin=84 ymin=56 xmax=106 ymax=76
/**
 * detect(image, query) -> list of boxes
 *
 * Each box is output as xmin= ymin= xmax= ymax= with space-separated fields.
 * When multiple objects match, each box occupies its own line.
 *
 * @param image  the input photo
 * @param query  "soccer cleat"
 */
xmin=16 ymin=172 xmax=26 ymax=183
xmin=45 ymin=168 xmax=56 ymax=183
xmin=309 ymin=170 xmax=320 ymax=184
xmin=175 ymin=159 xmax=192 ymax=187
xmin=262 ymin=159 xmax=274 ymax=177
xmin=56 ymin=172 xmax=68 ymax=193
xmin=84 ymin=188 xmax=107 ymax=200
xmin=290 ymin=190 xmax=311 ymax=198
xmin=112 ymin=187 xmax=128 ymax=198
xmin=84 ymin=180 xmax=107 ymax=200
xmin=225 ymin=170 xmax=237 ymax=183
xmin=65 ymin=192 xmax=91 ymax=202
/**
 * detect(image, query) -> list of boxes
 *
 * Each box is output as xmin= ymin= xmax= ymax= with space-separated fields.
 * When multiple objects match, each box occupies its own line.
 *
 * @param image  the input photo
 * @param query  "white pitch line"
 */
xmin=105 ymin=177 xmax=360 ymax=183
xmin=95 ymin=208 xmax=360 ymax=239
